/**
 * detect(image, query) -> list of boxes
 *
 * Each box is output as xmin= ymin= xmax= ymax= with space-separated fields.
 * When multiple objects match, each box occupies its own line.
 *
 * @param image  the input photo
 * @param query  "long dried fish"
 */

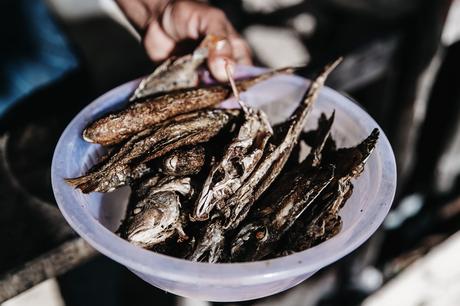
xmin=192 ymin=68 xmax=273 ymax=221
xmin=230 ymin=165 xmax=334 ymax=261
xmin=188 ymin=67 xmax=276 ymax=262
xmin=83 ymin=67 xmax=296 ymax=146
xmin=191 ymin=68 xmax=340 ymax=261
xmin=284 ymin=129 xmax=379 ymax=253
xmin=229 ymin=112 xmax=337 ymax=261
xmin=221 ymin=58 xmax=342 ymax=230
xmin=119 ymin=176 xmax=193 ymax=248
xmin=66 ymin=109 xmax=238 ymax=193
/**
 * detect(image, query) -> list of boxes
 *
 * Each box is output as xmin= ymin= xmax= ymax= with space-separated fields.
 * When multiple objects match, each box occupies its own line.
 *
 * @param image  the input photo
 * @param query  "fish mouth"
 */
xmin=82 ymin=129 xmax=95 ymax=143
xmin=127 ymin=227 xmax=159 ymax=245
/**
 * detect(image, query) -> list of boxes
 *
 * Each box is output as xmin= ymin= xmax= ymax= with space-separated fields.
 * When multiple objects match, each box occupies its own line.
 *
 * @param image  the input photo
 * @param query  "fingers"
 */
xmin=196 ymin=7 xmax=252 ymax=81
xmin=143 ymin=0 xmax=253 ymax=81
xmin=207 ymin=34 xmax=252 ymax=81
xmin=207 ymin=38 xmax=235 ymax=82
xmin=228 ymin=35 xmax=252 ymax=65
xmin=143 ymin=20 xmax=176 ymax=61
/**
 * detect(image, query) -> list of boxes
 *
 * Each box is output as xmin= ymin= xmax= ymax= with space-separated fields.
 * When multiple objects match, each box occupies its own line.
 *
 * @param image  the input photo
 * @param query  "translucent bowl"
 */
xmin=51 ymin=66 xmax=396 ymax=302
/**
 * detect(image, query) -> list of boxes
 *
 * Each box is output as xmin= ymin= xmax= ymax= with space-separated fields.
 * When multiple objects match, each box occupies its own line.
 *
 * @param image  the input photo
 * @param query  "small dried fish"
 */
xmin=130 ymin=47 xmax=208 ymax=101
xmin=160 ymin=145 xmax=206 ymax=176
xmin=119 ymin=176 xmax=193 ymax=248
xmin=221 ymin=58 xmax=342 ymax=230
xmin=130 ymin=34 xmax=227 ymax=101
xmin=230 ymin=165 xmax=334 ymax=261
xmin=83 ymin=67 xmax=296 ymax=146
xmin=66 ymin=109 xmax=238 ymax=193
xmin=192 ymin=67 xmax=273 ymax=221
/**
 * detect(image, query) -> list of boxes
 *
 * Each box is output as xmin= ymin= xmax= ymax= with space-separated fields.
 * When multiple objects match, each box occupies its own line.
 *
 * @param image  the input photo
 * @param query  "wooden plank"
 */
xmin=0 ymin=238 xmax=98 ymax=303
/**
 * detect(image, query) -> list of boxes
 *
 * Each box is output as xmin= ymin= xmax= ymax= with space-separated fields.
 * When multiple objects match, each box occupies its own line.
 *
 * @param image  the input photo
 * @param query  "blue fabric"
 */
xmin=0 ymin=0 xmax=78 ymax=114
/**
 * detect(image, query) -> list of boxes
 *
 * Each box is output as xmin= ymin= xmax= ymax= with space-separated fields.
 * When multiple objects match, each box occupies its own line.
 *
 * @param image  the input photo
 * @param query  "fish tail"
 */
xmin=236 ymin=66 xmax=298 ymax=91
xmin=359 ymin=128 xmax=380 ymax=152
xmin=65 ymin=174 xmax=101 ymax=193
xmin=291 ymin=57 xmax=343 ymax=121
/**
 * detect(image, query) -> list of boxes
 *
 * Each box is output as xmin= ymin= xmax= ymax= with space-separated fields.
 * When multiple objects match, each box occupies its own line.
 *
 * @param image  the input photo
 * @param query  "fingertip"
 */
xmin=209 ymin=57 xmax=235 ymax=82
xmin=207 ymin=37 xmax=235 ymax=81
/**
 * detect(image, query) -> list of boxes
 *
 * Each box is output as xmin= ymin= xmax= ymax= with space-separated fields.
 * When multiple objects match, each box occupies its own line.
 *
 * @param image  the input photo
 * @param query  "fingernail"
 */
xmin=215 ymin=39 xmax=228 ymax=51
xmin=212 ymin=57 xmax=234 ymax=81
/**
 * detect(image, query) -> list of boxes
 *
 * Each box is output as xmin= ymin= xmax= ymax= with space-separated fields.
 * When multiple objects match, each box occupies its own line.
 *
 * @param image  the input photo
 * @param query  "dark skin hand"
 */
xmin=116 ymin=0 xmax=252 ymax=81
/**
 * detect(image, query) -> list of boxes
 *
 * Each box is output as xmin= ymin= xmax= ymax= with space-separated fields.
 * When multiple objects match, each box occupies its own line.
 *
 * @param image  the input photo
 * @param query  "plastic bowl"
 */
xmin=51 ymin=66 xmax=396 ymax=302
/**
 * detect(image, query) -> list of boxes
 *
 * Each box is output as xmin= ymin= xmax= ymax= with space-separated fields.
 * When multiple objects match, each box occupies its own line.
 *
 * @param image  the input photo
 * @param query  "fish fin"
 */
xmin=357 ymin=128 xmax=380 ymax=159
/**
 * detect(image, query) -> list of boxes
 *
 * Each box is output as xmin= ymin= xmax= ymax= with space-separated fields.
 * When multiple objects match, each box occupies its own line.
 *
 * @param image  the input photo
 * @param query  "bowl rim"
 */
xmin=51 ymin=68 xmax=396 ymax=286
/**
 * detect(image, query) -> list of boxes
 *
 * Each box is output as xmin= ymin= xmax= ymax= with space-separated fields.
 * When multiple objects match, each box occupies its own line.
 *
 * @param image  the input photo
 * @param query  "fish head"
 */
xmin=124 ymin=192 xmax=181 ymax=248
xmin=161 ymin=145 xmax=206 ymax=176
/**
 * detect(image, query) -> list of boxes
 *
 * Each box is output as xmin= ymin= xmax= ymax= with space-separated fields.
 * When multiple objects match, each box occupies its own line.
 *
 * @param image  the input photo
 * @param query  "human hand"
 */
xmin=116 ymin=0 xmax=252 ymax=81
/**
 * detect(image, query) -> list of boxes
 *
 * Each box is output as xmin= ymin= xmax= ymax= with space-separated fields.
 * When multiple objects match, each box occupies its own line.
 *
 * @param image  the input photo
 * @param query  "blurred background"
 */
xmin=1 ymin=0 xmax=460 ymax=305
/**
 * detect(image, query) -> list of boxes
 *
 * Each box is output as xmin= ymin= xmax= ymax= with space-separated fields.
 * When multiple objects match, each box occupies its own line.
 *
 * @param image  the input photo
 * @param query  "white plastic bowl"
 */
xmin=51 ymin=66 xmax=396 ymax=302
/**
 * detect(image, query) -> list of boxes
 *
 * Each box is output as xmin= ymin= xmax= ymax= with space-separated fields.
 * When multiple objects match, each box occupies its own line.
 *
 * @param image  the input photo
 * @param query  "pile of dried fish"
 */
xmin=66 ymin=39 xmax=379 ymax=263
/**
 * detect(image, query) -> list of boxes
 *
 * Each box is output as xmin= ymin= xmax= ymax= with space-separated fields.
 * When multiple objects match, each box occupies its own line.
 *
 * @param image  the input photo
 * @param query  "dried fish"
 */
xmin=230 ymin=165 xmax=334 ymax=261
xmin=251 ymin=112 xmax=335 ymax=218
xmin=66 ymin=109 xmax=238 ymax=193
xmin=130 ymin=34 xmax=228 ymax=101
xmin=192 ymin=66 xmax=273 ymax=221
xmin=160 ymin=145 xmax=206 ymax=176
xmin=119 ymin=176 xmax=193 ymax=248
xmin=130 ymin=47 xmax=208 ymax=101
xmin=189 ymin=112 xmax=336 ymax=263
xmin=284 ymin=129 xmax=379 ymax=253
xmin=83 ymin=67 xmax=296 ymax=146
xmin=221 ymin=58 xmax=342 ymax=230
xmin=285 ymin=184 xmax=352 ymax=252
xmin=67 ymin=54 xmax=382 ymax=262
